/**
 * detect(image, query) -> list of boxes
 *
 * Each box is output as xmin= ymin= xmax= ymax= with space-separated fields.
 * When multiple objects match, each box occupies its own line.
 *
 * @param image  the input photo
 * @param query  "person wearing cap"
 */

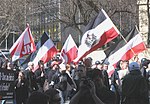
xmin=121 ymin=62 xmax=149 ymax=104
xmin=92 ymin=60 xmax=103 ymax=70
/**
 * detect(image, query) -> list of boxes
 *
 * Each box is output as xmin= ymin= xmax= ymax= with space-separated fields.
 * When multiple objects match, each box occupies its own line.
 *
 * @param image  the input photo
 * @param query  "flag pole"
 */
xmin=119 ymin=29 xmax=136 ymax=56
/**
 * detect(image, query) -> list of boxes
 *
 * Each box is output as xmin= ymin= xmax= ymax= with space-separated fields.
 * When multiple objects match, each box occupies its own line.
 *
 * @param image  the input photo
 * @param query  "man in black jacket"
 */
xmin=35 ymin=60 xmax=46 ymax=92
xmin=122 ymin=62 xmax=149 ymax=104
xmin=25 ymin=62 xmax=39 ymax=95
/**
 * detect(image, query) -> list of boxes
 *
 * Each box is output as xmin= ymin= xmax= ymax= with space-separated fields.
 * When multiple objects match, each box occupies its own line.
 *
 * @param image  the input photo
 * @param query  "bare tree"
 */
xmin=0 ymin=0 xmax=140 ymax=45
xmin=0 ymin=0 xmax=27 ymax=47
xmin=147 ymin=0 xmax=150 ymax=46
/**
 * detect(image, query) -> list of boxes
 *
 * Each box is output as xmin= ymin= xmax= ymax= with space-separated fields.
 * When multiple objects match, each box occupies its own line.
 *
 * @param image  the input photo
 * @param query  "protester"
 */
xmin=102 ymin=62 xmax=110 ymax=89
xmin=44 ymin=87 xmax=61 ymax=104
xmin=140 ymin=58 xmax=149 ymax=78
xmin=53 ymin=64 xmax=75 ymax=103
xmin=90 ymin=69 xmax=116 ymax=104
xmin=70 ymin=68 xmax=116 ymax=104
xmin=73 ymin=64 xmax=86 ymax=92
xmin=14 ymin=71 xmax=29 ymax=104
xmin=65 ymin=64 xmax=77 ymax=100
xmin=83 ymin=57 xmax=93 ymax=72
xmin=35 ymin=60 xmax=46 ymax=92
xmin=92 ymin=60 xmax=103 ymax=70
xmin=117 ymin=60 xmax=129 ymax=81
xmin=110 ymin=60 xmax=123 ymax=104
xmin=69 ymin=79 xmax=105 ymax=104
xmin=25 ymin=62 xmax=39 ymax=95
xmin=122 ymin=62 xmax=149 ymax=104
xmin=48 ymin=60 xmax=59 ymax=85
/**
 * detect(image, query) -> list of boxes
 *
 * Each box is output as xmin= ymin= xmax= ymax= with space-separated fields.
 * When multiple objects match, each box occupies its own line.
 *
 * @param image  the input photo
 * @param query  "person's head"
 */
xmin=51 ymin=61 xmax=59 ymax=70
xmin=141 ymin=58 xmax=150 ymax=68
xmin=76 ymin=64 xmax=86 ymax=78
xmin=122 ymin=60 xmax=129 ymax=70
xmin=129 ymin=62 xmax=140 ymax=72
xmin=28 ymin=62 xmax=34 ymax=71
xmin=84 ymin=57 xmax=92 ymax=68
xmin=87 ymin=68 xmax=104 ymax=88
xmin=44 ymin=88 xmax=61 ymax=104
xmin=66 ymin=64 xmax=70 ymax=71
xmin=59 ymin=64 xmax=66 ymax=73
xmin=94 ymin=60 xmax=103 ymax=70
xmin=38 ymin=60 xmax=44 ymax=69
xmin=116 ymin=60 xmax=123 ymax=70
xmin=7 ymin=61 xmax=13 ymax=70
xmin=102 ymin=62 xmax=109 ymax=70
xmin=18 ymin=71 xmax=25 ymax=80
xmin=27 ymin=91 xmax=49 ymax=104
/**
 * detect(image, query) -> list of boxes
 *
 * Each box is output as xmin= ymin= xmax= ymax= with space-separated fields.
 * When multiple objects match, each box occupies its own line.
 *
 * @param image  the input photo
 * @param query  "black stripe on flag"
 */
xmin=104 ymin=27 xmax=138 ymax=58
xmin=84 ymin=10 xmax=107 ymax=33
xmin=41 ymin=32 xmax=49 ymax=46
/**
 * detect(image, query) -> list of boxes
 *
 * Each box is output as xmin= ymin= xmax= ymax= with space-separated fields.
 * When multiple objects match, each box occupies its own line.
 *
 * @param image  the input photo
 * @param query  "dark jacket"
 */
xmin=14 ymin=78 xmax=29 ymax=104
xmin=26 ymin=70 xmax=39 ymax=92
xmin=122 ymin=70 xmax=149 ymax=104
xmin=34 ymin=69 xmax=46 ymax=87
xmin=52 ymin=71 xmax=74 ymax=91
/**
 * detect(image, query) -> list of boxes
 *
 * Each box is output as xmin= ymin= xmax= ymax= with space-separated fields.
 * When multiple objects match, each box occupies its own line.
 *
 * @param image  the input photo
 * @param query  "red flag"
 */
xmin=74 ymin=9 xmax=120 ymax=62
xmin=32 ymin=32 xmax=58 ymax=71
xmin=106 ymin=26 xmax=147 ymax=76
xmin=10 ymin=24 xmax=36 ymax=61
xmin=61 ymin=34 xmax=78 ymax=64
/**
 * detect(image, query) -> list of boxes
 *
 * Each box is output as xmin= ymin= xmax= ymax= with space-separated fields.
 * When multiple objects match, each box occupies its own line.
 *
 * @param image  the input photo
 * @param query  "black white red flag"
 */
xmin=74 ymin=9 xmax=120 ymax=62
xmin=105 ymin=26 xmax=147 ymax=76
xmin=32 ymin=32 xmax=58 ymax=71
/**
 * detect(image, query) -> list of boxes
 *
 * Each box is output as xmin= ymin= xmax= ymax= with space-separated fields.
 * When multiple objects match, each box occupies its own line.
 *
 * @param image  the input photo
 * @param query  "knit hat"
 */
xmin=129 ymin=62 xmax=140 ymax=71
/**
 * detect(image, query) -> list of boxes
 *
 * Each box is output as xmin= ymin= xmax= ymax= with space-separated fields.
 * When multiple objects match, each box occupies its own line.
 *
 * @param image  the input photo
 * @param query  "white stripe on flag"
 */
xmin=32 ymin=38 xmax=54 ymax=70
xmin=108 ymin=34 xmax=144 ymax=66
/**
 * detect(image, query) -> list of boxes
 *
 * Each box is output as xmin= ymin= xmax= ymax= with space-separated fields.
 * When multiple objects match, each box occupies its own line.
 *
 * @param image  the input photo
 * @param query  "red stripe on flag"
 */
xmin=77 ymin=27 xmax=119 ymax=62
xmin=41 ymin=46 xmax=58 ymax=63
xmin=10 ymin=44 xmax=18 ymax=57
xmin=33 ymin=46 xmax=58 ymax=72
xmin=91 ymin=27 xmax=119 ymax=51
xmin=27 ymin=27 xmax=36 ymax=52
xmin=65 ymin=46 xmax=78 ymax=64
xmin=108 ymin=42 xmax=146 ymax=76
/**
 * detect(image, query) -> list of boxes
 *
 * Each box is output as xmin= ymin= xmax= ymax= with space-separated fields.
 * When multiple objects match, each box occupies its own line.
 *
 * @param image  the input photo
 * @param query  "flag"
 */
xmin=22 ymin=32 xmax=58 ymax=71
xmin=61 ymin=34 xmax=78 ymax=64
xmin=10 ymin=25 xmax=36 ymax=62
xmin=74 ymin=9 xmax=120 ymax=62
xmin=32 ymin=32 xmax=58 ymax=71
xmin=105 ymin=26 xmax=147 ymax=76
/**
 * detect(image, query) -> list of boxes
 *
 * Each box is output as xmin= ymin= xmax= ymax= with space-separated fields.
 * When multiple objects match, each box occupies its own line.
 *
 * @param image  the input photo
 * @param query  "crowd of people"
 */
xmin=0 ymin=55 xmax=150 ymax=104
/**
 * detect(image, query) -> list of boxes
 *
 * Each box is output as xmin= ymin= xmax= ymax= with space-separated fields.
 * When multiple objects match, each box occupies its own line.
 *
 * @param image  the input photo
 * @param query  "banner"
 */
xmin=0 ymin=68 xmax=15 ymax=100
